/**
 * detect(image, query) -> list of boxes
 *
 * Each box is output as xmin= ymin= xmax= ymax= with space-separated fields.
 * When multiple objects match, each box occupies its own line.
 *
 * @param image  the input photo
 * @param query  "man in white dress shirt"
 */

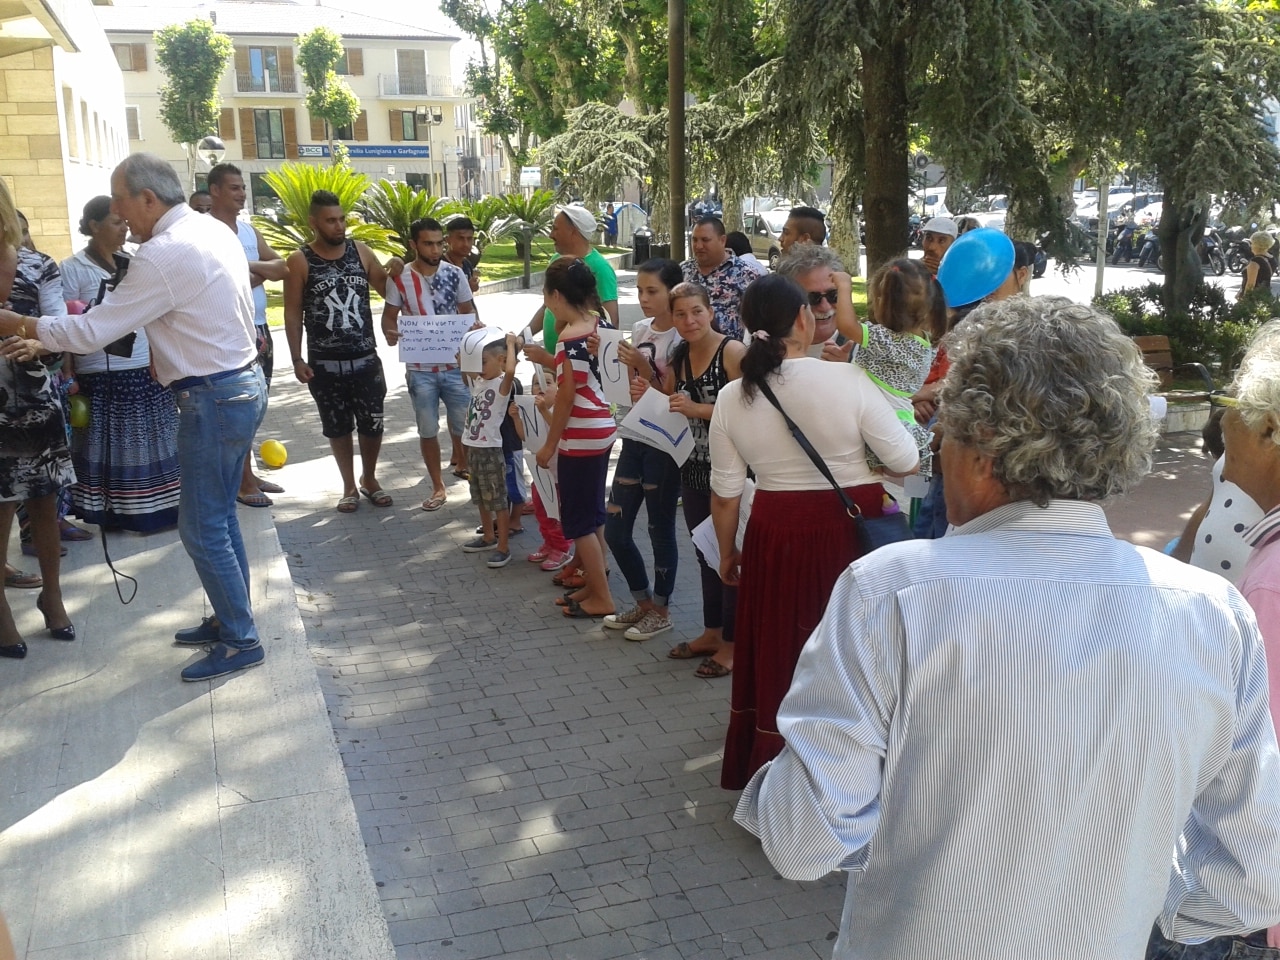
xmin=735 ymin=296 xmax=1280 ymax=959
xmin=0 ymin=153 xmax=270 ymax=682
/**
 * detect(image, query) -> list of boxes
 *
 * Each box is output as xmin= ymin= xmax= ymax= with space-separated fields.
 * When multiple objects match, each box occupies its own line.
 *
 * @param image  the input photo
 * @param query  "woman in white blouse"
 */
xmin=709 ymin=273 xmax=918 ymax=791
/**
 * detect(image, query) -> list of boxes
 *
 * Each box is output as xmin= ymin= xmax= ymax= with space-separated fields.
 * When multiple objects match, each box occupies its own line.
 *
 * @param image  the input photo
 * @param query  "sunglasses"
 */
xmin=1209 ymin=394 xmax=1239 ymax=409
xmin=807 ymin=289 xmax=839 ymax=308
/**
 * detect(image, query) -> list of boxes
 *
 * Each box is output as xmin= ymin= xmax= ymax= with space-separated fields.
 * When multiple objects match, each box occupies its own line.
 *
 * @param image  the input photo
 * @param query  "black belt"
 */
xmin=170 ymin=360 xmax=257 ymax=392
xmin=309 ymin=353 xmax=379 ymax=374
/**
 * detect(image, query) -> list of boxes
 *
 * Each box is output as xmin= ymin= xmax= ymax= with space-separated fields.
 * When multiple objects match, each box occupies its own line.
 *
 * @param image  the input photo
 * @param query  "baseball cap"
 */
xmin=923 ymin=216 xmax=958 ymax=238
xmin=558 ymin=205 xmax=598 ymax=240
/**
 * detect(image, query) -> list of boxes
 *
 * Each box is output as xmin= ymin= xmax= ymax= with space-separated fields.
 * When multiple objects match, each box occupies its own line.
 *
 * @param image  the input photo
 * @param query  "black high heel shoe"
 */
xmin=0 ymin=642 xmax=27 ymax=659
xmin=36 ymin=593 xmax=75 ymax=641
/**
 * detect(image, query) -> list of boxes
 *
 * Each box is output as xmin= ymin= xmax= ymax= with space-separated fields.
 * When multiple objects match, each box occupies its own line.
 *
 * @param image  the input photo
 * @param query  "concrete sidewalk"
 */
xmin=0 ymin=270 xmax=1214 ymax=959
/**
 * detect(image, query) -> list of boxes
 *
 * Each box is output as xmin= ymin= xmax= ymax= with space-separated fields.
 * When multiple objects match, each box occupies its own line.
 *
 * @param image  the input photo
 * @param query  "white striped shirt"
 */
xmin=37 ymin=204 xmax=256 ymax=387
xmin=735 ymin=500 xmax=1280 ymax=959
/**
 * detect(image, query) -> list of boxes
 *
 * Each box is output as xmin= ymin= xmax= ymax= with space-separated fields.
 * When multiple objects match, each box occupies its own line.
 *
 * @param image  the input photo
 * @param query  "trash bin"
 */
xmin=652 ymin=240 xmax=671 ymax=261
xmin=632 ymin=227 xmax=653 ymax=264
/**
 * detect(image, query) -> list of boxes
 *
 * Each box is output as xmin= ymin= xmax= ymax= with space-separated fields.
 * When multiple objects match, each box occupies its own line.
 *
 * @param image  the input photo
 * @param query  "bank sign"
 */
xmin=297 ymin=145 xmax=431 ymax=159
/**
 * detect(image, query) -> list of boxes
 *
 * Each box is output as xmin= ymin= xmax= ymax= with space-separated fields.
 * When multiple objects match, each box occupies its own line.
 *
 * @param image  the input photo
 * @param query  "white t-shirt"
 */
xmin=710 ymin=357 xmax=918 ymax=496
xmin=630 ymin=317 xmax=682 ymax=384
xmin=1190 ymin=456 xmax=1263 ymax=585
xmin=236 ymin=219 xmax=269 ymax=327
xmin=463 ymin=374 xmax=510 ymax=449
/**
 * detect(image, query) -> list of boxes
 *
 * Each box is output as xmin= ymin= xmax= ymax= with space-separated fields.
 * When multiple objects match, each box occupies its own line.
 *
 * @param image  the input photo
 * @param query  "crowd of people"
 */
xmin=3 ymin=154 xmax=1280 ymax=957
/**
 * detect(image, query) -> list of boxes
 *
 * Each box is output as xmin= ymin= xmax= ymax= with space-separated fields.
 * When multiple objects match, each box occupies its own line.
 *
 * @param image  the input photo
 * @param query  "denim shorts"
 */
xmin=405 ymin=366 xmax=469 ymax=440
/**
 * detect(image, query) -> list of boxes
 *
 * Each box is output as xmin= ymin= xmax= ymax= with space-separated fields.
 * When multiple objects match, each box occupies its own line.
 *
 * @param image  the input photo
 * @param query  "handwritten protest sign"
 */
xmin=460 ymin=327 xmax=506 ymax=374
xmin=397 ymin=314 xmax=473 ymax=365
xmin=618 ymin=386 xmax=696 ymax=466
xmin=513 ymin=395 xmax=559 ymax=519
xmin=594 ymin=328 xmax=632 ymax=406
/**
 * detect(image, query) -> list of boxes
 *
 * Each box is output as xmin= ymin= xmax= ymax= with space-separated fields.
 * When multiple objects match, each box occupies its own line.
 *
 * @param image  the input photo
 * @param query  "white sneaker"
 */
xmin=624 ymin=610 xmax=673 ymax=642
xmin=603 ymin=605 xmax=647 ymax=631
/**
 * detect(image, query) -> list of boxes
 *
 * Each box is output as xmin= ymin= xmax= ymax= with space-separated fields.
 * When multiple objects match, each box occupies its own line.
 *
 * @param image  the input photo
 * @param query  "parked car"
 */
xmin=744 ymin=208 xmax=790 ymax=269
xmin=969 ymin=194 xmax=1009 ymax=231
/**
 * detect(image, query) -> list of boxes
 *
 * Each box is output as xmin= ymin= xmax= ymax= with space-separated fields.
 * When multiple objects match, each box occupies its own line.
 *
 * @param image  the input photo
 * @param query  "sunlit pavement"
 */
xmin=0 ymin=272 xmax=1212 ymax=959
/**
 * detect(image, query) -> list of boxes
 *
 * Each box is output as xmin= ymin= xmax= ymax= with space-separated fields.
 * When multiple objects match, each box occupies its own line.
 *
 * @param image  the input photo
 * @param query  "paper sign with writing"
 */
xmin=618 ymin=386 xmax=696 ymax=466
xmin=397 ymin=314 xmax=473 ymax=365
xmin=460 ymin=327 xmax=506 ymax=373
xmin=513 ymin=395 xmax=559 ymax=519
xmin=594 ymin=328 xmax=632 ymax=407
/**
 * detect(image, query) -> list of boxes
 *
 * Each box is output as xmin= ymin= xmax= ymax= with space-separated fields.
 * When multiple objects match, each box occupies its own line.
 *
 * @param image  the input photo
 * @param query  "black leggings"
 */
xmin=680 ymin=484 xmax=735 ymax=641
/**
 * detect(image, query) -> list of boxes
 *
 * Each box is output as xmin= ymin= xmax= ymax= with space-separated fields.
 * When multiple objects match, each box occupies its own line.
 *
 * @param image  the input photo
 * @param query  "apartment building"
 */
xmin=0 ymin=0 xmax=128 ymax=259
xmin=95 ymin=0 xmax=508 ymax=216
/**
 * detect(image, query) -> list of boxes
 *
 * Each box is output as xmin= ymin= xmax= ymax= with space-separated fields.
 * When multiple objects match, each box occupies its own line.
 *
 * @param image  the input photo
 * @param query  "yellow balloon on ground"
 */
xmin=260 ymin=439 xmax=287 ymax=468
xmin=68 ymin=394 xmax=90 ymax=429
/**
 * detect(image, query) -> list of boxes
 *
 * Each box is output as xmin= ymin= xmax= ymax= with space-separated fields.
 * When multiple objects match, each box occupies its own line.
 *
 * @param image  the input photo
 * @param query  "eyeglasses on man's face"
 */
xmin=807 ymin=289 xmax=839 ymax=308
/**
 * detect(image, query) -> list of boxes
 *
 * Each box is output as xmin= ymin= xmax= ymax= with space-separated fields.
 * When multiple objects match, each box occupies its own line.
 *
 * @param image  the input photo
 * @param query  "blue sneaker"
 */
xmin=180 ymin=642 xmax=265 ymax=682
xmin=174 ymin=617 xmax=221 ymax=646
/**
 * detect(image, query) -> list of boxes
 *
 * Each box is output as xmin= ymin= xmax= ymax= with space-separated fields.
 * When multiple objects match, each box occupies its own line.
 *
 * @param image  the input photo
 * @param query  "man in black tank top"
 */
xmin=284 ymin=190 xmax=401 ymax=513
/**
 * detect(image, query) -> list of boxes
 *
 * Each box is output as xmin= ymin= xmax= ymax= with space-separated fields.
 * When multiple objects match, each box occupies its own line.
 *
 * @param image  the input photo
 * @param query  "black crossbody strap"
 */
xmin=756 ymin=379 xmax=860 ymax=518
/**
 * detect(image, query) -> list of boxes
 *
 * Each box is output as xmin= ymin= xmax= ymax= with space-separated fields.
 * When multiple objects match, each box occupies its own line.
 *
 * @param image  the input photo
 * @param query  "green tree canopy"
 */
xmin=154 ymin=18 xmax=233 ymax=187
xmin=298 ymin=26 xmax=361 ymax=166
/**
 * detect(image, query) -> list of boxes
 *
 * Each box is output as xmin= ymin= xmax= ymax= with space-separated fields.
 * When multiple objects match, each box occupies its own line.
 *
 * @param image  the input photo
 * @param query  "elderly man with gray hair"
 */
xmin=735 ymin=296 xmax=1280 ymax=959
xmin=0 ymin=153 xmax=269 ymax=683
xmin=775 ymin=244 xmax=857 ymax=356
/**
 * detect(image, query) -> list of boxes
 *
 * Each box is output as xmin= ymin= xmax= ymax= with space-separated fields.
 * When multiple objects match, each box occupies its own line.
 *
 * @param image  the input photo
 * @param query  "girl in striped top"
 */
xmin=535 ymin=258 xmax=617 ymax=619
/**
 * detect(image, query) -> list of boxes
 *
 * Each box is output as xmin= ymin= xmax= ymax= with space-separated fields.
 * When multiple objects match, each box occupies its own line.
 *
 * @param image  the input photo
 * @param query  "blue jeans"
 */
xmin=1146 ymin=924 xmax=1279 ymax=959
xmin=604 ymin=439 xmax=680 ymax=606
xmin=406 ymin=367 xmax=469 ymax=440
xmin=173 ymin=367 xmax=268 ymax=648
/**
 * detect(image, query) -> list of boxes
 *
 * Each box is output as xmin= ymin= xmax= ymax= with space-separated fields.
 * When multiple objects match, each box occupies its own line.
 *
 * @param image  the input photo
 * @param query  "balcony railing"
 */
xmin=378 ymin=73 xmax=455 ymax=98
xmin=236 ymin=71 xmax=298 ymax=94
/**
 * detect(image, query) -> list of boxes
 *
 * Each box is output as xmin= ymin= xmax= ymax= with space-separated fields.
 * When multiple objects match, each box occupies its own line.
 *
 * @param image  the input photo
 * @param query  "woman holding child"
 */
xmin=709 ymin=274 xmax=919 ymax=789
xmin=535 ymin=258 xmax=616 ymax=619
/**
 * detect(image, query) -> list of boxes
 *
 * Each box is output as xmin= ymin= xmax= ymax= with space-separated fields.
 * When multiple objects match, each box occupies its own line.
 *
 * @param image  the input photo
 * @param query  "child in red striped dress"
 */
xmin=534 ymin=258 xmax=617 ymax=619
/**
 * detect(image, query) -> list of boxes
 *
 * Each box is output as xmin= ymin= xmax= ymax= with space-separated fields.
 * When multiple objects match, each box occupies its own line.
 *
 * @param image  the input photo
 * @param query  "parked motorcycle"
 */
xmin=1136 ymin=229 xmax=1161 ymax=269
xmin=1225 ymin=225 xmax=1253 ymax=274
xmin=1198 ymin=227 xmax=1226 ymax=276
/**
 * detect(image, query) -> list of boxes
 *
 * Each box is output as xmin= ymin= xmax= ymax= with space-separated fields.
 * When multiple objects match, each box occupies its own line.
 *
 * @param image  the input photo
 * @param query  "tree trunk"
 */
xmin=859 ymin=38 xmax=909 ymax=275
xmin=829 ymin=152 xmax=863 ymax=276
xmin=721 ymin=194 xmax=743 ymax=236
xmin=1158 ymin=195 xmax=1206 ymax=317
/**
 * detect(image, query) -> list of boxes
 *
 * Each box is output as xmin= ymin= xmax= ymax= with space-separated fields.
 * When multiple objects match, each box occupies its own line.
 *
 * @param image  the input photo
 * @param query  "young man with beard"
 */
xmin=284 ymin=190 xmax=399 ymax=514
xmin=381 ymin=217 xmax=478 ymax=513
xmin=207 ymin=163 xmax=288 ymax=508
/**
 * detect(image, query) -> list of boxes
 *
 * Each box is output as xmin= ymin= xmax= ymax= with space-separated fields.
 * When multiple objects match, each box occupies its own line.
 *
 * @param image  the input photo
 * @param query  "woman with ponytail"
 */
xmin=709 ymin=274 xmax=918 ymax=789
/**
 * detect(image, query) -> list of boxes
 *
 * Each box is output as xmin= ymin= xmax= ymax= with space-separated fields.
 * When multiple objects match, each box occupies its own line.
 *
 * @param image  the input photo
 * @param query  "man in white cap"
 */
xmin=920 ymin=215 xmax=957 ymax=274
xmin=525 ymin=205 xmax=619 ymax=362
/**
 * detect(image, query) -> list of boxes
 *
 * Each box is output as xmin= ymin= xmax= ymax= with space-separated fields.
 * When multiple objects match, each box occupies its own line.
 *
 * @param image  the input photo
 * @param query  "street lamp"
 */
xmin=415 ymin=105 xmax=445 ymax=195
xmin=195 ymin=135 xmax=226 ymax=169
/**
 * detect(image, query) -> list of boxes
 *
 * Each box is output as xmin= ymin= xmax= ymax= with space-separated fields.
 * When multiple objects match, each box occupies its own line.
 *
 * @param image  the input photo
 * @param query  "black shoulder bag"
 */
xmin=756 ymin=378 xmax=913 ymax=554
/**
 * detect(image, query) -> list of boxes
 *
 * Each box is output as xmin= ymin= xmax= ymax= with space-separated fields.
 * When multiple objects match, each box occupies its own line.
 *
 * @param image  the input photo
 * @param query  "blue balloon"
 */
xmin=936 ymin=228 xmax=1016 ymax=308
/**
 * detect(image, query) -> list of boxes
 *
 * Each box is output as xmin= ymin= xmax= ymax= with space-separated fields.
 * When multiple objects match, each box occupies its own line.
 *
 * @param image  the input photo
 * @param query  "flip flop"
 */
xmin=256 ymin=479 xmax=285 ymax=494
xmin=336 ymin=495 xmax=359 ymax=513
xmin=562 ymin=598 xmax=611 ymax=620
xmin=359 ymin=485 xmax=393 ymax=507
xmin=237 ymin=492 xmax=273 ymax=508
xmin=668 ymin=641 xmax=717 ymax=660
xmin=4 ymin=568 xmax=42 ymax=589
xmin=59 ymin=524 xmax=94 ymax=541
xmin=695 ymin=658 xmax=732 ymax=679
xmin=554 ymin=591 xmax=587 ymax=607
xmin=452 ymin=468 xmax=470 ymax=481
xmin=421 ymin=494 xmax=447 ymax=512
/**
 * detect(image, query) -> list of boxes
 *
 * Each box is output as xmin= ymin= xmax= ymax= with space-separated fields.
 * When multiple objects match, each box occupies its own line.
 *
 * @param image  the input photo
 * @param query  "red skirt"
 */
xmin=721 ymin=483 xmax=887 ymax=790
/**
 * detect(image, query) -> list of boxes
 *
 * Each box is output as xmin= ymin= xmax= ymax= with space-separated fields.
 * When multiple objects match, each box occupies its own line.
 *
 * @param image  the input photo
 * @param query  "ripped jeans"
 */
xmin=604 ymin=439 xmax=680 ymax=607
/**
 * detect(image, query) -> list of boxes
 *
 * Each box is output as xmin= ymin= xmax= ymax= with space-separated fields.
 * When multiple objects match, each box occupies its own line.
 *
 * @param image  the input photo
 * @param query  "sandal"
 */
xmin=336 ymin=495 xmax=359 ymax=513
xmin=668 ymin=641 xmax=718 ymax=660
xmin=552 ymin=566 xmax=584 ymax=587
xmin=562 ymin=598 xmax=612 ymax=620
xmin=695 ymin=658 xmax=732 ymax=679
xmin=421 ymin=493 xmax=447 ymax=512
xmin=236 ymin=492 xmax=273 ymax=508
xmin=359 ymin=485 xmax=393 ymax=508
xmin=452 ymin=467 xmax=470 ymax=481
xmin=59 ymin=523 xmax=94 ymax=541
xmin=256 ymin=479 xmax=285 ymax=494
xmin=4 ymin=567 xmax=42 ymax=589
xmin=557 ymin=572 xmax=588 ymax=590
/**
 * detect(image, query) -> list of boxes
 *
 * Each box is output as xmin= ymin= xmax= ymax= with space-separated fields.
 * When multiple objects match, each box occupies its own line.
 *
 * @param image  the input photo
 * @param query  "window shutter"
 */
xmin=125 ymin=106 xmax=141 ymax=140
xmin=219 ymin=108 xmax=236 ymax=141
xmin=234 ymin=46 xmax=250 ymax=77
xmin=346 ymin=48 xmax=363 ymax=76
xmin=282 ymin=107 xmax=298 ymax=159
xmin=278 ymin=45 xmax=295 ymax=90
xmin=239 ymin=107 xmax=257 ymax=160
xmin=353 ymin=110 xmax=368 ymax=142
xmin=389 ymin=110 xmax=403 ymax=142
xmin=131 ymin=43 xmax=147 ymax=71
xmin=309 ymin=112 xmax=325 ymax=141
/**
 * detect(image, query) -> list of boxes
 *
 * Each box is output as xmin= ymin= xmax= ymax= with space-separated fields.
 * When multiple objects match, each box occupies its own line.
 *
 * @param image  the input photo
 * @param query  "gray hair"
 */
xmin=937 ymin=295 xmax=1159 ymax=505
xmin=115 ymin=153 xmax=185 ymax=206
xmin=1231 ymin=319 xmax=1280 ymax=447
xmin=775 ymin=244 xmax=845 ymax=278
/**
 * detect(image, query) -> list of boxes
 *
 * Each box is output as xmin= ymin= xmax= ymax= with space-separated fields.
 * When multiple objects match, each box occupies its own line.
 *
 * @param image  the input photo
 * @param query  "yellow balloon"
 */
xmin=68 ymin=394 xmax=90 ymax=429
xmin=259 ymin=439 xmax=287 ymax=468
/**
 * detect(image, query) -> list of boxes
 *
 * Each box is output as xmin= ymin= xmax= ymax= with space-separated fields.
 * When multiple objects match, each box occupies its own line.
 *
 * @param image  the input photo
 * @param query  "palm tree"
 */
xmin=359 ymin=180 xmax=459 ymax=254
xmin=446 ymin=196 xmax=520 ymax=256
xmin=499 ymin=188 xmax=557 ymax=258
xmin=250 ymin=162 xmax=397 ymax=255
